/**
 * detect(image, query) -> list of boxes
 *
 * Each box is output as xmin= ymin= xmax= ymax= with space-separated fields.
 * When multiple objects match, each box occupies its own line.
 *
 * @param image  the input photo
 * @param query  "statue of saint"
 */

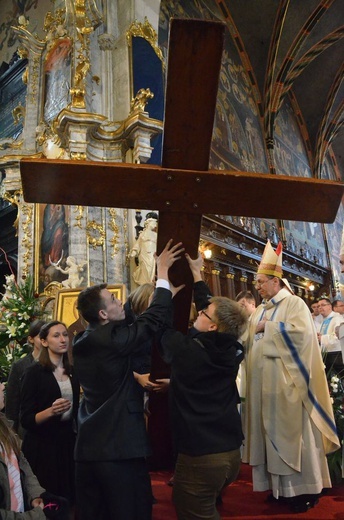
xmin=130 ymin=213 xmax=158 ymax=286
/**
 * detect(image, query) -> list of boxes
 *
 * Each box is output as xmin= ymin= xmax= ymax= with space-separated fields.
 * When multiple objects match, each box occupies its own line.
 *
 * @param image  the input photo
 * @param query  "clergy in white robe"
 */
xmin=242 ymin=241 xmax=340 ymax=512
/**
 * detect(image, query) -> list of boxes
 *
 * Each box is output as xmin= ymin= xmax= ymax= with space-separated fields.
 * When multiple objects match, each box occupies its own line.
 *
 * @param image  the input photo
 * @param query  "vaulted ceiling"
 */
xmin=220 ymin=0 xmax=343 ymax=179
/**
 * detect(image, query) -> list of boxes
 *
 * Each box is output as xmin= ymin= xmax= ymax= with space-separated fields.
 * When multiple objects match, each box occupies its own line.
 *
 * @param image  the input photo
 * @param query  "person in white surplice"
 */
xmin=242 ymin=240 xmax=340 ymax=514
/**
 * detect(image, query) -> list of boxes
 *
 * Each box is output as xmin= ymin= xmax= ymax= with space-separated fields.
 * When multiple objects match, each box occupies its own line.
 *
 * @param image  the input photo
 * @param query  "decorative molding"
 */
xmin=126 ymin=17 xmax=164 ymax=66
xmin=73 ymin=205 xmax=84 ymax=229
xmin=86 ymin=219 xmax=105 ymax=249
xmin=108 ymin=208 xmax=119 ymax=258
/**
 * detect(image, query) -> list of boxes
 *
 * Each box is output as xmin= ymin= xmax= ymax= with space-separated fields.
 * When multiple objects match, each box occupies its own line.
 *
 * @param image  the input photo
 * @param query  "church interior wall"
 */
xmin=0 ymin=0 xmax=342 ymax=307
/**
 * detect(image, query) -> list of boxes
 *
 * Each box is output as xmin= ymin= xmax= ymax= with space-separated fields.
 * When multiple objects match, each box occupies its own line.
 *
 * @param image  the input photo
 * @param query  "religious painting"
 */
xmin=35 ymin=203 xmax=70 ymax=293
xmin=44 ymin=37 xmax=72 ymax=122
xmin=54 ymin=284 xmax=127 ymax=329
xmin=274 ymin=100 xmax=312 ymax=178
xmin=283 ymin=220 xmax=327 ymax=267
xmin=218 ymin=215 xmax=280 ymax=243
xmin=159 ymin=0 xmax=268 ymax=173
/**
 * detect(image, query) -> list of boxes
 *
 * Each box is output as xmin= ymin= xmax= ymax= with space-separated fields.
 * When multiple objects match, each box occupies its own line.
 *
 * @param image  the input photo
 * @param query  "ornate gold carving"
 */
xmin=12 ymin=103 xmax=25 ymax=126
xmin=123 ymin=209 xmax=129 ymax=262
xmin=212 ymin=269 xmax=220 ymax=276
xmin=0 ymin=140 xmax=23 ymax=151
xmin=86 ymin=220 xmax=105 ymax=249
xmin=73 ymin=206 xmax=84 ymax=228
xmin=17 ymin=47 xmax=28 ymax=59
xmin=29 ymin=56 xmax=41 ymax=105
xmin=41 ymin=281 xmax=63 ymax=298
xmin=126 ymin=17 xmax=164 ymax=66
xmin=108 ymin=208 xmax=119 ymax=258
xmin=130 ymin=88 xmax=154 ymax=115
xmin=226 ymin=273 xmax=235 ymax=279
xmin=70 ymin=1 xmax=95 ymax=109
xmin=20 ymin=201 xmax=34 ymax=279
xmin=71 ymin=152 xmax=87 ymax=160
xmin=0 ymin=189 xmax=21 ymax=231
xmin=44 ymin=9 xmax=69 ymax=49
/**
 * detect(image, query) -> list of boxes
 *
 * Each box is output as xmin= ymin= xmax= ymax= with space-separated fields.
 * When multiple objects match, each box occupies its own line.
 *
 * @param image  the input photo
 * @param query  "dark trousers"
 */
xmin=325 ymin=351 xmax=344 ymax=376
xmin=75 ymin=458 xmax=152 ymax=520
xmin=173 ymin=449 xmax=241 ymax=520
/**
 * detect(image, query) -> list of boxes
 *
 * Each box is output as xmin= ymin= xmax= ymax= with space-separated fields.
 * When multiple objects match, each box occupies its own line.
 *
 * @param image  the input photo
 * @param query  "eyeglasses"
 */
xmin=201 ymin=309 xmax=214 ymax=322
xmin=255 ymin=279 xmax=272 ymax=288
xmin=318 ymin=303 xmax=331 ymax=307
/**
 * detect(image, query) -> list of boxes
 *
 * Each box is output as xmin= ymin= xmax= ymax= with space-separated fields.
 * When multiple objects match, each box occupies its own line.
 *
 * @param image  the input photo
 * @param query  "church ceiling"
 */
xmin=221 ymin=0 xmax=343 ymax=179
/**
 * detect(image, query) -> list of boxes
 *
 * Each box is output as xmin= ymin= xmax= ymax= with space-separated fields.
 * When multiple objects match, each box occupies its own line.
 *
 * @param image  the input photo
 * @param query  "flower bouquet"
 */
xmin=0 ymin=274 xmax=42 ymax=380
xmin=327 ymin=370 xmax=344 ymax=485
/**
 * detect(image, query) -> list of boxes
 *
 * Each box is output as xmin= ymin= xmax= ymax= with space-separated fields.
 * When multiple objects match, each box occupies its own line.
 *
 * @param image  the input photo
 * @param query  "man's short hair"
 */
xmin=235 ymin=291 xmax=256 ymax=305
xmin=77 ymin=283 xmax=107 ymax=324
xmin=318 ymin=297 xmax=331 ymax=305
xmin=209 ymin=296 xmax=248 ymax=338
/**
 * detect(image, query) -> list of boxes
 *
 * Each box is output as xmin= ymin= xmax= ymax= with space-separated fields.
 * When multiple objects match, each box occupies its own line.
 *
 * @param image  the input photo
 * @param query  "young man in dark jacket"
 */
xmin=160 ymin=252 xmax=247 ymax=520
xmin=72 ymin=240 xmax=184 ymax=520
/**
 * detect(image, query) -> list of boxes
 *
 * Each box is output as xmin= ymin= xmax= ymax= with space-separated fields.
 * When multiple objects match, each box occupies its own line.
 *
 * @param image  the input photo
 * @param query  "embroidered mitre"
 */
xmin=257 ymin=240 xmax=283 ymax=278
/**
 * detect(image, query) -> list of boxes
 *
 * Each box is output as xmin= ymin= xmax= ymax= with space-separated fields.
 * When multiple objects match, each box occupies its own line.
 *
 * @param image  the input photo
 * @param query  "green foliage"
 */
xmin=326 ymin=370 xmax=344 ymax=485
xmin=0 ymin=275 xmax=42 ymax=380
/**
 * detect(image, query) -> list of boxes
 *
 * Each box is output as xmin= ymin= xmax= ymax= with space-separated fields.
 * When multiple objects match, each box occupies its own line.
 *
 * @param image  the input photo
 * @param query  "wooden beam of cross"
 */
xmin=20 ymin=19 xmax=344 ymax=337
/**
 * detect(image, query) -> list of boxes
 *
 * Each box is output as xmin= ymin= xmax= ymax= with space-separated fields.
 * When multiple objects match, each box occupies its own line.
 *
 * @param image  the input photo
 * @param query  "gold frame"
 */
xmin=54 ymin=284 xmax=127 ymax=328
xmin=34 ymin=203 xmax=70 ymax=293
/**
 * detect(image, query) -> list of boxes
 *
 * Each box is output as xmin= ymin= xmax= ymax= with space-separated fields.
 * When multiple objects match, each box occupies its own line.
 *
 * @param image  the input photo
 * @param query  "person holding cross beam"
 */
xmin=72 ymin=239 xmax=184 ymax=520
xmin=159 ymin=251 xmax=247 ymax=520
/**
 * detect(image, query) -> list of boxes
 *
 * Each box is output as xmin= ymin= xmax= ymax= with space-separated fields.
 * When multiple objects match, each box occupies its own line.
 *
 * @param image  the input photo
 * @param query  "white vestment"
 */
xmin=243 ymin=288 xmax=340 ymax=498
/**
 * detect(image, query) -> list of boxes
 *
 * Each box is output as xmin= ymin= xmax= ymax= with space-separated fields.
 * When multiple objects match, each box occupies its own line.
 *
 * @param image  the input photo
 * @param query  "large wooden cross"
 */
xmin=20 ymin=19 xmax=343 ymax=334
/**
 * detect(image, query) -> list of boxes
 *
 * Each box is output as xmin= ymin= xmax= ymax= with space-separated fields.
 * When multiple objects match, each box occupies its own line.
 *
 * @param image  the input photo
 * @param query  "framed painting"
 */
xmin=44 ymin=37 xmax=72 ymax=122
xmin=54 ymin=284 xmax=127 ymax=329
xmin=35 ymin=203 xmax=70 ymax=293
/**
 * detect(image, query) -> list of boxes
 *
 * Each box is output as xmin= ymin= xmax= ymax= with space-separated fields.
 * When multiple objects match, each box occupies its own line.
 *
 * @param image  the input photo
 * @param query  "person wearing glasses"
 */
xmin=242 ymin=241 xmax=339 ymax=514
xmin=318 ymin=297 xmax=344 ymax=374
xmin=332 ymin=299 xmax=344 ymax=315
xmin=159 ymin=252 xmax=247 ymax=520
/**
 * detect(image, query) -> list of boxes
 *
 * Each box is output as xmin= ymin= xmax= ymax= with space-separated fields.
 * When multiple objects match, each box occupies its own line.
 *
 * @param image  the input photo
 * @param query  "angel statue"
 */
xmin=50 ymin=256 xmax=87 ymax=289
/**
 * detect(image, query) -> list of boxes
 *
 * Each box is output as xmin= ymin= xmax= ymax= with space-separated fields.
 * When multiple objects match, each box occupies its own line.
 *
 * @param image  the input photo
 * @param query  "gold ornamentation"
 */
xmin=71 ymin=152 xmax=87 ymax=160
xmin=12 ymin=103 xmax=25 ymax=125
xmin=108 ymin=209 xmax=119 ymax=258
xmin=17 ymin=47 xmax=28 ymax=59
xmin=126 ymin=17 xmax=164 ymax=66
xmin=226 ymin=273 xmax=235 ymax=279
xmin=26 ymin=56 xmax=40 ymax=105
xmin=123 ymin=209 xmax=129 ymax=263
xmin=0 ymin=189 xmax=21 ymax=231
xmin=86 ymin=220 xmax=105 ymax=249
xmin=212 ymin=269 xmax=220 ymax=276
xmin=130 ymin=88 xmax=154 ymax=115
xmin=73 ymin=206 xmax=84 ymax=228
xmin=20 ymin=202 xmax=34 ymax=279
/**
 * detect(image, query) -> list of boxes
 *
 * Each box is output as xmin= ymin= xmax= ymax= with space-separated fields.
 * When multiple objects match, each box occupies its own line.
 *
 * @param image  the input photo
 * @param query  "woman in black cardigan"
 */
xmin=20 ymin=321 xmax=79 ymax=504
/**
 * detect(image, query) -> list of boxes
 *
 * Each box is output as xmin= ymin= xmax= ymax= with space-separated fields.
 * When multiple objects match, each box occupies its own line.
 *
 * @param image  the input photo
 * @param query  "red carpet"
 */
xmin=151 ymin=463 xmax=344 ymax=519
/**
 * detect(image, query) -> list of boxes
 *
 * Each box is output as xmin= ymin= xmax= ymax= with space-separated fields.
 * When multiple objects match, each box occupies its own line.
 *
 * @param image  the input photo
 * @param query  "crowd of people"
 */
xmin=0 ymin=238 xmax=342 ymax=519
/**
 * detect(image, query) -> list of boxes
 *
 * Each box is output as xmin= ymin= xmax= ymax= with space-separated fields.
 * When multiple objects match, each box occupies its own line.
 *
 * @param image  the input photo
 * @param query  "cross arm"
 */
xmin=20 ymin=157 xmax=343 ymax=223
